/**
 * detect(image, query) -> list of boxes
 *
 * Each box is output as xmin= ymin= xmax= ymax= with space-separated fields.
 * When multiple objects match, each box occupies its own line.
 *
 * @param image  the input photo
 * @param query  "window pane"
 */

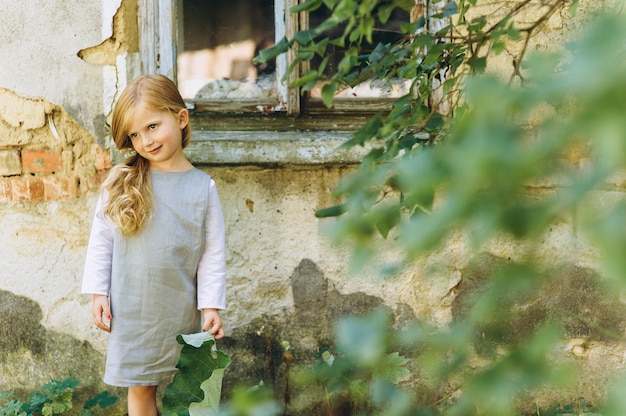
xmin=178 ymin=0 xmax=277 ymax=103
xmin=307 ymin=4 xmax=411 ymax=100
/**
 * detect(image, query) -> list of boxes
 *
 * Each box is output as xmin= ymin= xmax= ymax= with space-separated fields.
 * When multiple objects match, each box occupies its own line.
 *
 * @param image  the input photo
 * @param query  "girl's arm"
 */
xmin=82 ymin=193 xmax=114 ymax=298
xmin=82 ymin=193 xmax=114 ymax=332
xmin=197 ymin=178 xmax=227 ymax=317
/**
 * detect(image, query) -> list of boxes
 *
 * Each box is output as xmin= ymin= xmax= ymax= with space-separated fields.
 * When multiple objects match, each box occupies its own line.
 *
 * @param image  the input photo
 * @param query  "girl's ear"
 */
xmin=177 ymin=108 xmax=189 ymax=129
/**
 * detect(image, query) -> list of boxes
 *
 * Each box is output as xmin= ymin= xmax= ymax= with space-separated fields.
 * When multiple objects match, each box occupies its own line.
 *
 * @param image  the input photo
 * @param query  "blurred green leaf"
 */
xmin=252 ymin=37 xmax=290 ymax=66
xmin=247 ymin=2 xmax=626 ymax=415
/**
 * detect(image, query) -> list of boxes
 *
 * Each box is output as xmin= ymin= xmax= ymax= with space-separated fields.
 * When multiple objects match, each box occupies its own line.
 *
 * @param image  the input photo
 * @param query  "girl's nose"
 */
xmin=142 ymin=134 xmax=154 ymax=147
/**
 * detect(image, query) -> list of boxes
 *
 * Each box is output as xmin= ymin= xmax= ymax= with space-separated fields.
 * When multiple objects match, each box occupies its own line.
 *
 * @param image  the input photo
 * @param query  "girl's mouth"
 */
xmin=148 ymin=145 xmax=162 ymax=154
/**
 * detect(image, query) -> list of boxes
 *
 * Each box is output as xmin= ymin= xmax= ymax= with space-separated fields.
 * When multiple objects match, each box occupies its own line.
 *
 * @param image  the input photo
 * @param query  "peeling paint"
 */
xmin=77 ymin=0 xmax=138 ymax=65
xmin=0 ymin=88 xmax=91 ymax=148
xmin=0 ymin=88 xmax=109 ymax=199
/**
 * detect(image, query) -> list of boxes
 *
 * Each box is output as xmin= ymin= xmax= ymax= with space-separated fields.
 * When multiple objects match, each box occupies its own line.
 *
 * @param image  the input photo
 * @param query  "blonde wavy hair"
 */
xmin=103 ymin=74 xmax=191 ymax=237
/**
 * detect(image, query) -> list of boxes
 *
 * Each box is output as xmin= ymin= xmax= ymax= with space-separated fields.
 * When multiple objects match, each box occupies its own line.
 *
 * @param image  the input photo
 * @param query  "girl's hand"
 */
xmin=202 ymin=308 xmax=224 ymax=339
xmin=92 ymin=294 xmax=112 ymax=332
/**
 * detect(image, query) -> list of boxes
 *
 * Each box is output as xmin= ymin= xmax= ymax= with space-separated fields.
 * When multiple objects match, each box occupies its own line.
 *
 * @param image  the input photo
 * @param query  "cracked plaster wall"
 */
xmin=0 ymin=1 xmax=107 ymax=145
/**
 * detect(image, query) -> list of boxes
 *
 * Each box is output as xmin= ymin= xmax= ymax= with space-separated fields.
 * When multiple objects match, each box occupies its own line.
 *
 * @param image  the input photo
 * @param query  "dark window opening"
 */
xmin=178 ymin=0 xmax=276 ymax=101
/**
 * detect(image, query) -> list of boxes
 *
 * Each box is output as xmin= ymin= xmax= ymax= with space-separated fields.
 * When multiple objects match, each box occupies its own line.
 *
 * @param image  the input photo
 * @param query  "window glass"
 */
xmin=177 ymin=0 xmax=277 ymax=102
xmin=307 ymin=4 xmax=411 ymax=101
xmin=176 ymin=0 xmax=412 ymax=116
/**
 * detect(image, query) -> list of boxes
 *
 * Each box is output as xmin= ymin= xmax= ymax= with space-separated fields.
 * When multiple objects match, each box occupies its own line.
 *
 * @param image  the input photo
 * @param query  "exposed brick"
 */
xmin=0 ymin=179 xmax=12 ymax=202
xmin=28 ymin=177 xmax=45 ymax=201
xmin=9 ymin=177 xmax=45 ymax=202
xmin=0 ymin=150 xmax=22 ymax=176
xmin=43 ymin=176 xmax=78 ymax=200
xmin=10 ymin=177 xmax=29 ymax=201
xmin=0 ymin=176 xmax=80 ymax=202
xmin=95 ymin=147 xmax=111 ymax=170
xmin=22 ymin=149 xmax=63 ymax=174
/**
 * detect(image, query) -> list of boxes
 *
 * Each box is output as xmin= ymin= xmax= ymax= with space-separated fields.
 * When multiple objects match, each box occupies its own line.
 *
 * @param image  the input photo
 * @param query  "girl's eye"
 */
xmin=149 ymin=124 xmax=157 ymax=130
xmin=129 ymin=133 xmax=138 ymax=139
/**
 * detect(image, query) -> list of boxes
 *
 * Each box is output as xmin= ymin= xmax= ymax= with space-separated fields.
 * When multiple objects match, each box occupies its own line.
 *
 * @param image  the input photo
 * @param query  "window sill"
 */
xmin=185 ymin=131 xmax=368 ymax=166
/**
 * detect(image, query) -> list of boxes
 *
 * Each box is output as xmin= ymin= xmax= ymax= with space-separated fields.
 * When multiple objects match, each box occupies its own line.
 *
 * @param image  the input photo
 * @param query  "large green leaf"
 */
xmin=162 ymin=333 xmax=231 ymax=416
xmin=187 ymin=368 xmax=226 ymax=416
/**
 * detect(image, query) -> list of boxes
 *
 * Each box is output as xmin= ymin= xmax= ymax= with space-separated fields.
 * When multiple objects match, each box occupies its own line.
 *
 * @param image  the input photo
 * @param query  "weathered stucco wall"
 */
xmin=1 ymin=0 xmax=625 ymax=415
xmin=0 ymin=1 xmax=107 ymax=145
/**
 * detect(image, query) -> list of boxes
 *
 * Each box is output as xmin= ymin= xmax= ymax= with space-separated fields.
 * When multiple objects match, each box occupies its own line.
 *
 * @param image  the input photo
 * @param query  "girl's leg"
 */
xmin=127 ymin=385 xmax=159 ymax=416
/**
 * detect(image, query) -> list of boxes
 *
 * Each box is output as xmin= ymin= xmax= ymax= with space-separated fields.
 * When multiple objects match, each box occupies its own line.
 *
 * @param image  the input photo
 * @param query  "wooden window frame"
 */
xmin=139 ymin=0 xmax=403 ymax=130
xmin=140 ymin=1 xmax=296 ymax=111
xmin=135 ymin=0 xmax=450 ymax=165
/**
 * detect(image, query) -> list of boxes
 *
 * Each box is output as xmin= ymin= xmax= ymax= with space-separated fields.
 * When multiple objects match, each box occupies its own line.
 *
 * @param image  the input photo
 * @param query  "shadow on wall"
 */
xmin=452 ymin=252 xmax=626 ymax=357
xmin=218 ymin=258 xmax=416 ymax=415
xmin=0 ymin=259 xmax=412 ymax=416
xmin=0 ymin=290 xmax=126 ymax=414
xmin=217 ymin=255 xmax=626 ymax=414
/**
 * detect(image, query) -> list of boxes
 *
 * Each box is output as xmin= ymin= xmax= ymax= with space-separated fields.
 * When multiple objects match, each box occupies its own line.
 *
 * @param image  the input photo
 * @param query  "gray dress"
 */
xmin=104 ymin=169 xmax=211 ymax=386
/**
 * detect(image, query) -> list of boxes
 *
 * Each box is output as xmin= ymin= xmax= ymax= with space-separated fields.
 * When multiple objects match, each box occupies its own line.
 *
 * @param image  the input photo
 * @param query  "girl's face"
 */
xmin=127 ymin=103 xmax=190 ymax=171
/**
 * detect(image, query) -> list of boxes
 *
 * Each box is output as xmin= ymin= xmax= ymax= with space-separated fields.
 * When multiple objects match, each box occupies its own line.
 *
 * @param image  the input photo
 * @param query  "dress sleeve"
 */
xmin=197 ymin=178 xmax=227 ymax=310
xmin=81 ymin=192 xmax=114 ymax=296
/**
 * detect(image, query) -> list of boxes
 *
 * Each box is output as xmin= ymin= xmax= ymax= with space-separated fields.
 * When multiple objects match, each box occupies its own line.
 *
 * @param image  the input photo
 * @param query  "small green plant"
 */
xmin=0 ymin=377 xmax=117 ymax=416
xmin=533 ymin=398 xmax=603 ymax=415
xmin=81 ymin=391 xmax=118 ymax=416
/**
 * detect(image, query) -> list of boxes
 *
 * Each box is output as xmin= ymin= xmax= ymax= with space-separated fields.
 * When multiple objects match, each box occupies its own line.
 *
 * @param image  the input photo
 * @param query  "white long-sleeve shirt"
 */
xmin=81 ymin=178 xmax=227 ymax=310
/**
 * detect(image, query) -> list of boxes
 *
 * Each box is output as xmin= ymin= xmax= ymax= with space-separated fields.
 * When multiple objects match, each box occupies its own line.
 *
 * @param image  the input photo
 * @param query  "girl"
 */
xmin=81 ymin=74 xmax=226 ymax=416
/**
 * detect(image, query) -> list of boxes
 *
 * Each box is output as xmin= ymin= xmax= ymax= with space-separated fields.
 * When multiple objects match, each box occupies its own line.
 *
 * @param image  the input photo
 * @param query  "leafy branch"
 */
xmin=249 ymin=1 xmax=626 ymax=415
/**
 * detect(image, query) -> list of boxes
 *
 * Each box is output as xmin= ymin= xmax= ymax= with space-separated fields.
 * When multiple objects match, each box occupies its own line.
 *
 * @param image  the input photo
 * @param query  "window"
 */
xmin=177 ymin=0 xmax=281 ymax=110
xmin=140 ymin=0 xmax=411 ymax=124
xmin=303 ymin=3 xmax=411 ymax=114
xmin=137 ymin=0 xmax=451 ymax=164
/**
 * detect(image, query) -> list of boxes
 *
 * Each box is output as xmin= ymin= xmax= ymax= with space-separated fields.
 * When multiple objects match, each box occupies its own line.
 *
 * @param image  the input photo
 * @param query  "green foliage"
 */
xmin=23 ymin=378 xmax=77 ymax=416
xmin=287 ymin=307 xmax=574 ymax=416
xmin=0 ymin=378 xmax=117 ymax=416
xmin=81 ymin=391 xmax=118 ymax=416
xmin=218 ymin=383 xmax=282 ymax=416
xmin=249 ymin=0 xmax=626 ymax=414
xmin=162 ymin=332 xmax=231 ymax=416
xmin=535 ymin=398 xmax=599 ymax=416
xmin=295 ymin=308 xmax=414 ymax=416
xmin=326 ymin=4 xmax=626 ymax=275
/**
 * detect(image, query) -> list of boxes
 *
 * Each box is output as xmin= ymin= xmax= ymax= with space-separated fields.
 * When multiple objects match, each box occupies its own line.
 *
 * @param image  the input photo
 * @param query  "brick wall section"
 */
xmin=0 ymin=150 xmax=21 ymax=176
xmin=0 ymin=173 xmax=80 ymax=202
xmin=0 ymin=88 xmax=111 ymax=203
xmin=22 ymin=149 xmax=64 ymax=174
xmin=0 ymin=147 xmax=110 ymax=202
